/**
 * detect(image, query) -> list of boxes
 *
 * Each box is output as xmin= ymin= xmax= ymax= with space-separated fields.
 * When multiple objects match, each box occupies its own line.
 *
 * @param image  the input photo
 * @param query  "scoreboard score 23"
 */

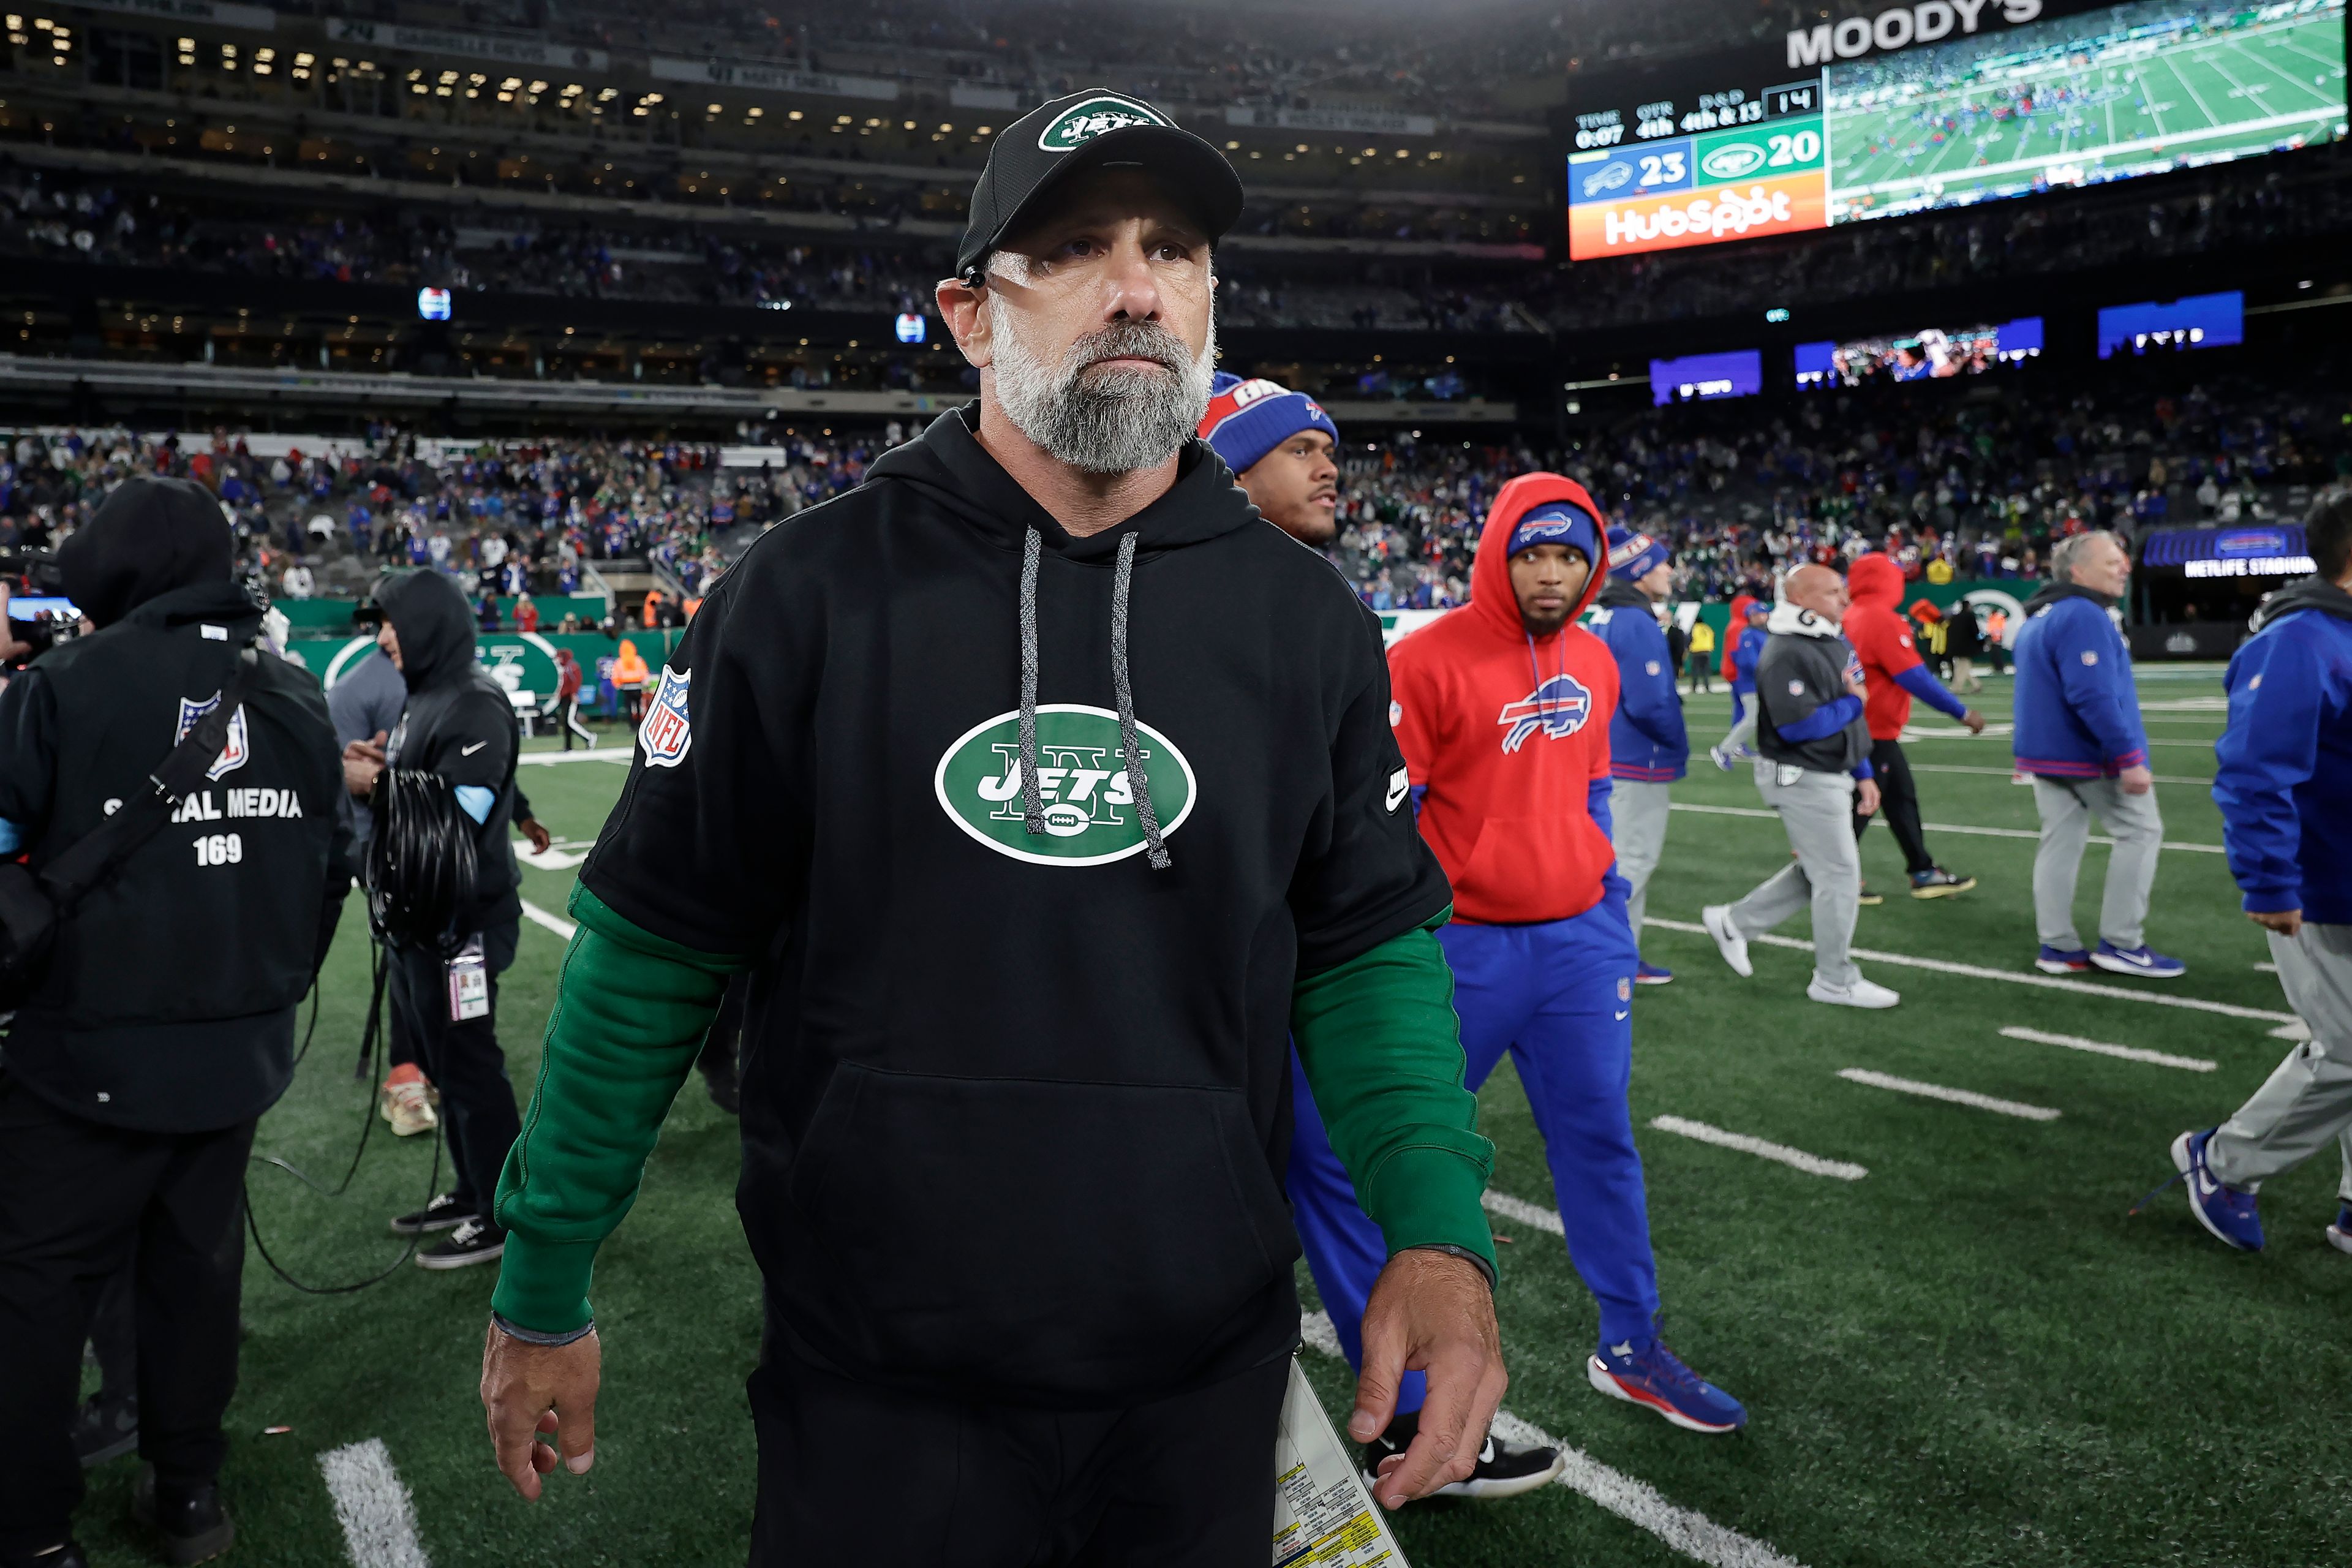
xmin=1567 ymin=81 xmax=1826 ymax=257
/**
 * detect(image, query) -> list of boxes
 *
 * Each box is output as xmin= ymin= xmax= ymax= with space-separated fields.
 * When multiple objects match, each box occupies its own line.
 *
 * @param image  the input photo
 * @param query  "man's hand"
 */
xmin=1961 ymin=708 xmax=1987 ymax=735
xmin=517 ymin=816 xmax=552 ymax=855
xmin=1856 ymin=778 xmax=1880 ymax=818
xmin=2249 ymin=907 xmax=2302 ymax=937
xmin=1349 ymin=1248 xmax=1507 ymax=1511
xmin=342 ymin=731 xmax=387 ymax=800
xmin=481 ymin=1321 xmax=601 ymax=1501
xmin=2118 ymin=764 xmax=2154 ymax=796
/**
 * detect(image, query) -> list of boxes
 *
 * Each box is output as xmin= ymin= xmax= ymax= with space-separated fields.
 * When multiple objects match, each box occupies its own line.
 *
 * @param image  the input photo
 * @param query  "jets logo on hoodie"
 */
xmin=935 ymin=704 xmax=1196 ymax=866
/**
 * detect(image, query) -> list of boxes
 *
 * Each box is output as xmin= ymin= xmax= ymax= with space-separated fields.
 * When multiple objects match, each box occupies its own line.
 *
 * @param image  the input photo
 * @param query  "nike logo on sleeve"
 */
xmin=461 ymin=741 xmax=489 ymax=756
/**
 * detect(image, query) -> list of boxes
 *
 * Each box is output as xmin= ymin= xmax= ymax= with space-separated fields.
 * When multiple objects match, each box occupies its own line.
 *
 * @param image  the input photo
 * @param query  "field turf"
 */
xmin=67 ymin=668 xmax=2352 ymax=1566
xmin=1827 ymin=4 xmax=2346 ymax=217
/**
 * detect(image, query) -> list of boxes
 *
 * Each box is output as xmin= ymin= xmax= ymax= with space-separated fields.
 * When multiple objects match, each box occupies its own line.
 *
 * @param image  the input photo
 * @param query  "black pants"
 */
xmin=748 ymin=1343 xmax=1287 ymax=1567
xmin=387 ymin=921 xmax=521 ymax=1216
xmin=0 ymin=1075 xmax=255 ymax=1555
xmin=1852 ymin=736 xmax=1934 ymax=875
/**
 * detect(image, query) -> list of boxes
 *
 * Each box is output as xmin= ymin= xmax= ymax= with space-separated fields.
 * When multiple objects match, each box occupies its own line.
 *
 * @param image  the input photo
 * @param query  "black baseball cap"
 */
xmin=956 ymin=89 xmax=1245 ymax=281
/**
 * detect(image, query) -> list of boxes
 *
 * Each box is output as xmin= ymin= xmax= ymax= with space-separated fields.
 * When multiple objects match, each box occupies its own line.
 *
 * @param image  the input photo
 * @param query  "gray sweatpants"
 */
xmin=1727 ymin=763 xmax=1861 ymax=989
xmin=1613 ymin=778 xmax=1672 ymax=957
xmin=2207 ymin=922 xmax=2352 ymax=1202
xmin=2030 ymin=775 xmax=2162 ymax=951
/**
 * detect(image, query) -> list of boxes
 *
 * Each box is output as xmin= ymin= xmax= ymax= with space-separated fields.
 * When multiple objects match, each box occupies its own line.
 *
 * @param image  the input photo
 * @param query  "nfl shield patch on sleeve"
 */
xmin=639 ymin=667 xmax=693 ymax=768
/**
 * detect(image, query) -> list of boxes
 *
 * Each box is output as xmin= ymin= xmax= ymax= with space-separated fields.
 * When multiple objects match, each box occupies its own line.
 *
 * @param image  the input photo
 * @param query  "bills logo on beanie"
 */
xmin=1605 ymin=524 xmax=1671 ymax=582
xmin=1198 ymin=372 xmax=1340 ymax=477
xmin=1507 ymin=500 xmax=1601 ymax=565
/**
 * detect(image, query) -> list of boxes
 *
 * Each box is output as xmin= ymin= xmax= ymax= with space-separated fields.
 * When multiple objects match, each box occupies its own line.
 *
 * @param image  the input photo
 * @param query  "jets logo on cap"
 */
xmin=1038 ymin=94 xmax=1166 ymax=152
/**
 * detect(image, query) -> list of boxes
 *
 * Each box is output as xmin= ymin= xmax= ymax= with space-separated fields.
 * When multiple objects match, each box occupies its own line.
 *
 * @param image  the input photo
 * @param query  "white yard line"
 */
xmin=318 ymin=1439 xmax=431 ymax=1568
xmin=1482 ymin=1188 xmax=1566 ymax=1235
xmin=517 ymin=749 xmax=633 ymax=766
xmin=518 ymin=898 xmax=578 ymax=941
xmin=1649 ymin=1115 xmax=1868 ymax=1180
xmin=1668 ymin=802 xmax=2225 ymax=855
xmin=1297 ymin=1312 xmax=1806 ymax=1568
xmin=1996 ymin=1025 xmax=2215 ymax=1073
xmin=2255 ymin=962 xmax=2278 ymax=974
xmin=1837 ymin=1068 xmax=2060 ymax=1121
xmin=1645 ymin=918 xmax=2296 ymax=1023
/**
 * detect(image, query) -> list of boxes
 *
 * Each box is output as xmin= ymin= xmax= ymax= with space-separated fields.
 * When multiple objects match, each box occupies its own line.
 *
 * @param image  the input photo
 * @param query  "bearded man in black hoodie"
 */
xmin=0 ymin=477 xmax=348 ymax=1568
xmin=480 ymin=90 xmax=1509 ymax=1559
xmin=341 ymin=570 xmax=526 ymax=1272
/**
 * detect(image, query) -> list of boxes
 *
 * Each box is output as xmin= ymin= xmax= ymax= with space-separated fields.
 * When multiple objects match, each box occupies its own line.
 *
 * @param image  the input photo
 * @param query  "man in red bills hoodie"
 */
xmin=1289 ymin=475 xmax=1749 ymax=1468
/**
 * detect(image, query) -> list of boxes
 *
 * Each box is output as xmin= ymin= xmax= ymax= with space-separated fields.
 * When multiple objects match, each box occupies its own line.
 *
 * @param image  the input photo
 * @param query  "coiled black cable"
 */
xmin=365 ymin=767 xmax=478 ymax=956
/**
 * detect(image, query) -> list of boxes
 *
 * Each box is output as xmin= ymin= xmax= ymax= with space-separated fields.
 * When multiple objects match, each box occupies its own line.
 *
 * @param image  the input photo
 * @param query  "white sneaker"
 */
xmin=1807 ymin=975 xmax=1901 ymax=1009
xmin=1702 ymin=905 xmax=1752 ymax=978
xmin=2327 ymin=1218 xmax=2352 ymax=1256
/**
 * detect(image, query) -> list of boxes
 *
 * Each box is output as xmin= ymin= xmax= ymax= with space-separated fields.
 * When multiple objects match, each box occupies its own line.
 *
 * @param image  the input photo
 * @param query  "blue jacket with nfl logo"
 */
xmin=1590 ymin=578 xmax=1687 ymax=782
xmin=2010 ymin=582 xmax=2149 ymax=778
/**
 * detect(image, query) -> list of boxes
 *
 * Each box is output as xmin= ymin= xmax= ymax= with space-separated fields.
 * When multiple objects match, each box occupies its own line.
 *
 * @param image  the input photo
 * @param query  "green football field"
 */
xmin=64 ymin=666 xmax=2352 ymax=1567
xmin=1827 ymin=4 xmax=2347 ymax=218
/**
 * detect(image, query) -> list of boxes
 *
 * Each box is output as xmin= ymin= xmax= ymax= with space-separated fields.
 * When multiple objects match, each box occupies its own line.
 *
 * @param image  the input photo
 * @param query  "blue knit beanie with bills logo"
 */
xmin=1197 ymin=372 xmax=1340 ymax=478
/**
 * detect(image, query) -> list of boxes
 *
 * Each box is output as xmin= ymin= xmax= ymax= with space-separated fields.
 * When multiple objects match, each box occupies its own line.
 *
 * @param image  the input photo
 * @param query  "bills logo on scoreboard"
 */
xmin=639 ymin=667 xmax=693 ymax=768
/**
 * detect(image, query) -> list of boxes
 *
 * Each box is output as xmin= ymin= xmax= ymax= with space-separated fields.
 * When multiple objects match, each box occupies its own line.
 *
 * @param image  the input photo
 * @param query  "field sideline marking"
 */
xmin=1838 ymin=1069 xmax=2061 ymax=1121
xmin=1297 ymin=1311 xmax=1806 ymax=1568
xmin=519 ymin=899 xmax=579 ymax=941
xmin=1482 ymin=1189 xmax=1566 ymax=1235
xmin=517 ymin=749 xmax=633 ymax=766
xmin=1997 ymin=1026 xmax=2215 ymax=1073
xmin=1644 ymin=918 xmax=2296 ymax=1023
xmin=1669 ymin=801 xmax=2225 ymax=854
xmin=318 ymin=1439 xmax=430 ymax=1568
xmin=1649 ymin=1115 xmax=1868 ymax=1180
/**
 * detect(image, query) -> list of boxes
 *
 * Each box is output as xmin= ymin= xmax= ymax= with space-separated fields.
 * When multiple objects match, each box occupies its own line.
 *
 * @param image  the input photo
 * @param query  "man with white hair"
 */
xmin=2011 ymin=530 xmax=2182 ymax=978
xmin=475 ymin=89 xmax=1509 ymax=1559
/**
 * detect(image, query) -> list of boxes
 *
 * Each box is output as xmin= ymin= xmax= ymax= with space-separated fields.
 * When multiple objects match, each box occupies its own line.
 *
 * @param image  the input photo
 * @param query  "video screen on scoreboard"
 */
xmin=1565 ymin=0 xmax=2348 ymax=260
xmin=1650 ymin=349 xmax=1763 ymax=405
xmin=2096 ymin=290 xmax=2245 ymax=356
xmin=1794 ymin=317 xmax=2043 ymax=387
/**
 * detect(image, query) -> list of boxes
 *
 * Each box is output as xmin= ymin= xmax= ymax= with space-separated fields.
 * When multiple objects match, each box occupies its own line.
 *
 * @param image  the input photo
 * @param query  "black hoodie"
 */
xmin=372 ymin=570 xmax=521 ymax=937
xmin=579 ymin=405 xmax=1449 ymax=1405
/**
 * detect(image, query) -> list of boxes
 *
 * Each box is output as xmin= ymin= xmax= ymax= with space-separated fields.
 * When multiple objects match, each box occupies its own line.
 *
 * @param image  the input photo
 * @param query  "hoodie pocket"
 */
xmin=784 ymin=1061 xmax=1297 ymax=1401
xmin=1451 ymin=815 xmax=1607 ymax=919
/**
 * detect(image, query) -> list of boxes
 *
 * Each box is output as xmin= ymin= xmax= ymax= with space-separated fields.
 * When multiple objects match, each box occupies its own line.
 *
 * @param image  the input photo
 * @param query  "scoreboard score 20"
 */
xmin=1567 ymin=78 xmax=1825 ymax=257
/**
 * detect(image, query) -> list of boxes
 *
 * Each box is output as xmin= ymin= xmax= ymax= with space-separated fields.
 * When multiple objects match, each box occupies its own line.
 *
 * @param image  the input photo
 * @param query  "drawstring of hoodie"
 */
xmin=1015 ymin=526 xmax=1172 ymax=871
xmin=1111 ymin=531 xmax=1171 ymax=870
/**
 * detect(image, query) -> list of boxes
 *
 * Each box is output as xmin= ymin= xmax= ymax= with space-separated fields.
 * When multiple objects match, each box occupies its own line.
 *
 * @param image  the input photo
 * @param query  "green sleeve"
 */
xmin=1291 ymin=910 xmax=1496 ymax=1278
xmin=489 ymin=884 xmax=745 ymax=1333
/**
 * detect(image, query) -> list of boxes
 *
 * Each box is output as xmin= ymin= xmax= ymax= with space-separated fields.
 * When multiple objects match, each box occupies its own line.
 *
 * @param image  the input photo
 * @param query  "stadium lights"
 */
xmin=789 ymin=110 xmax=804 ymax=120
xmin=1766 ymin=307 xmax=1792 ymax=323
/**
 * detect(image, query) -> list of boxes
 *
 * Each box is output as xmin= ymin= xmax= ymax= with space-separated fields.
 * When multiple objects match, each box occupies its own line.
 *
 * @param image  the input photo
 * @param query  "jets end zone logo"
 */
xmin=935 ymin=704 xmax=1194 ymax=865
xmin=175 ymin=693 xmax=249 ymax=780
xmin=1038 ymin=95 xmax=1166 ymax=152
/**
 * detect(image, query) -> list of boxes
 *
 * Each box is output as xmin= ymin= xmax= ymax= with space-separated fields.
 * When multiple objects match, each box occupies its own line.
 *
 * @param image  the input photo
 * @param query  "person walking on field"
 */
xmin=1703 ymin=564 xmax=1898 ymax=1009
xmin=477 ymin=89 xmax=1511 ymax=1558
xmin=1843 ymin=553 xmax=1984 ymax=901
xmin=1594 ymin=525 xmax=1688 ymax=985
xmin=2011 ymin=530 xmax=2184 ymax=978
xmin=2167 ymin=495 xmax=2352 ymax=1254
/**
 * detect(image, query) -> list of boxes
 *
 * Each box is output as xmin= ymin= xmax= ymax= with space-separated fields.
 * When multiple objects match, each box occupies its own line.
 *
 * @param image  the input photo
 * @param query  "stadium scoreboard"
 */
xmin=1566 ymin=0 xmax=2348 ymax=260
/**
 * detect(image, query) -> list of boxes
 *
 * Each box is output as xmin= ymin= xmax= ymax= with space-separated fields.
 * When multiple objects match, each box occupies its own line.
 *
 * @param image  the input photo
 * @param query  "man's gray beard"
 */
xmin=987 ymin=300 xmax=1215 ymax=475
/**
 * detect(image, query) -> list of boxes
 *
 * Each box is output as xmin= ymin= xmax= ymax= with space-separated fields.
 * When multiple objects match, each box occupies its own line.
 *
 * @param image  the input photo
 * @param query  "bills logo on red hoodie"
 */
xmin=1496 ymin=673 xmax=1593 ymax=753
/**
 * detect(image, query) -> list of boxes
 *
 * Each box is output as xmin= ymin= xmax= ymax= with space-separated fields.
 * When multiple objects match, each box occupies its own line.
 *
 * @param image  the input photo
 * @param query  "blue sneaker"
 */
xmin=2035 ymin=946 xmax=2091 ymax=974
xmin=1635 ymin=962 xmax=1673 ymax=986
xmin=2171 ymin=1129 xmax=2263 ymax=1251
xmin=1708 ymin=742 xmax=1736 ymax=772
xmin=2093 ymin=941 xmax=2185 ymax=979
xmin=1588 ymin=1338 xmax=1747 ymax=1433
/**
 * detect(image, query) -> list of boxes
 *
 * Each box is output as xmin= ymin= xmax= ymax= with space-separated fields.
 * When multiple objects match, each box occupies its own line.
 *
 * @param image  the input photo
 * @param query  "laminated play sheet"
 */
xmin=1271 ymin=1358 xmax=1411 ymax=1567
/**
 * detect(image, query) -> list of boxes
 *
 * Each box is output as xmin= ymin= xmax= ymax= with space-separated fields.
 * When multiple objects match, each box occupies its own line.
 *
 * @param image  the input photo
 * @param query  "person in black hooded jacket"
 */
xmin=0 ymin=475 xmax=349 ymax=1568
xmin=340 ymin=569 xmax=524 ymax=1272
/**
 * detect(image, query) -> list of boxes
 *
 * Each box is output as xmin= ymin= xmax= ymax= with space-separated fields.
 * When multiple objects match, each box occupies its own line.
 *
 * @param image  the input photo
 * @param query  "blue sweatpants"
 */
xmin=1289 ymin=904 xmax=1658 ymax=1414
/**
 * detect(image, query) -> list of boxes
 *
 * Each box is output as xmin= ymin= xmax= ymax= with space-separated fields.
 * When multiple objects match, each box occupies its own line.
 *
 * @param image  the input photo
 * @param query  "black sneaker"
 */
xmin=389 ymin=1193 xmax=477 ymax=1236
xmin=1909 ymin=866 xmax=1977 ymax=899
xmin=1359 ymin=1409 xmax=1566 ymax=1501
xmin=72 ymin=1393 xmax=138 ymax=1467
xmin=131 ymin=1466 xmax=233 ymax=1567
xmin=415 ymin=1217 xmax=505 ymax=1270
